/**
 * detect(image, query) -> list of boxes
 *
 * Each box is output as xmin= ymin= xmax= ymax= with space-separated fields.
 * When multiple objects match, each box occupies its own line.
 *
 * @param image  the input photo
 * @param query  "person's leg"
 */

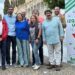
xmin=33 ymin=43 xmax=41 ymax=65
xmin=54 ymin=43 xmax=61 ymax=71
xmin=1 ymin=40 xmax=6 ymax=70
xmin=47 ymin=44 xmax=55 ymax=65
xmin=39 ymin=39 xmax=43 ymax=65
xmin=16 ymin=39 xmax=24 ymax=66
xmin=6 ymin=36 xmax=11 ymax=65
xmin=22 ymin=40 xmax=29 ymax=66
xmin=31 ymin=41 xmax=35 ymax=65
xmin=47 ymin=44 xmax=56 ymax=69
xmin=32 ymin=52 xmax=35 ymax=65
xmin=31 ymin=42 xmax=41 ymax=70
xmin=26 ymin=41 xmax=30 ymax=65
xmin=11 ymin=36 xmax=16 ymax=64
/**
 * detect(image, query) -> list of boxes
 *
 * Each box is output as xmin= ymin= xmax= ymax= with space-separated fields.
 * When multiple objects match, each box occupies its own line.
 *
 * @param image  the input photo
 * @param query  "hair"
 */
xmin=44 ymin=9 xmax=52 ymax=15
xmin=32 ymin=9 xmax=39 ymax=16
xmin=16 ymin=13 xmax=23 ymax=22
xmin=8 ymin=5 xmax=14 ymax=9
xmin=54 ymin=6 xmax=60 ymax=9
xmin=30 ymin=15 xmax=39 ymax=25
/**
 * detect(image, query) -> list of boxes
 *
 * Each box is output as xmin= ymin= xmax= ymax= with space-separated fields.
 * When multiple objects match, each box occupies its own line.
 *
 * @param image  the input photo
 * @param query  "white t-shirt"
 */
xmin=0 ymin=21 xmax=3 ymax=35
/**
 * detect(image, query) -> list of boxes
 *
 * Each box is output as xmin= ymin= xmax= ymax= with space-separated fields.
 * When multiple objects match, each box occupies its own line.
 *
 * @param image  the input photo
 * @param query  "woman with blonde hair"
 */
xmin=29 ymin=15 xmax=42 ymax=70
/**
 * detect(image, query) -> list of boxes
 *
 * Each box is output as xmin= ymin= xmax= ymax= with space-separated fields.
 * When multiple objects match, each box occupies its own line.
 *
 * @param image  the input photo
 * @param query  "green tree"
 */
xmin=43 ymin=0 xmax=65 ymax=9
xmin=4 ymin=0 xmax=10 ymax=14
xmin=17 ymin=0 xmax=25 ymax=6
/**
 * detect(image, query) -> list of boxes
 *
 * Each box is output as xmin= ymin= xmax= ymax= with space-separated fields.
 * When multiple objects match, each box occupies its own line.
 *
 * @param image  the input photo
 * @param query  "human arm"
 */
xmin=58 ymin=18 xmax=64 ymax=41
xmin=2 ymin=19 xmax=8 ymax=40
xmin=42 ymin=23 xmax=46 ymax=44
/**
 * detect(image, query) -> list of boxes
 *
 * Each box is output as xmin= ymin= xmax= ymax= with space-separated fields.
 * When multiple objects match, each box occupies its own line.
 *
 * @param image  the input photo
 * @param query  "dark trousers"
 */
xmin=61 ymin=41 xmax=63 ymax=63
xmin=32 ymin=37 xmax=43 ymax=65
xmin=39 ymin=40 xmax=43 ymax=64
xmin=6 ymin=36 xmax=16 ymax=65
xmin=0 ymin=40 xmax=6 ymax=67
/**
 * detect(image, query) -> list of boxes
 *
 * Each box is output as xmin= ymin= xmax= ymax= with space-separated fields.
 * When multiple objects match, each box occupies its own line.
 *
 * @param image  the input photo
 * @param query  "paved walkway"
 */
xmin=0 ymin=45 xmax=73 ymax=75
xmin=0 ymin=64 xmax=75 ymax=75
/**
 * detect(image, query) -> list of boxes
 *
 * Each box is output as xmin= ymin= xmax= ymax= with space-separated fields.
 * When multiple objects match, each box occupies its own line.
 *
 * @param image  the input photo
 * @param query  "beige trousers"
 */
xmin=47 ymin=43 xmax=61 ymax=65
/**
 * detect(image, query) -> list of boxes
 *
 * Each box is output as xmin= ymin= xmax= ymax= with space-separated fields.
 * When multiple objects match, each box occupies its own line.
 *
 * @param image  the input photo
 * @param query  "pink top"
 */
xmin=38 ymin=16 xmax=44 ymax=24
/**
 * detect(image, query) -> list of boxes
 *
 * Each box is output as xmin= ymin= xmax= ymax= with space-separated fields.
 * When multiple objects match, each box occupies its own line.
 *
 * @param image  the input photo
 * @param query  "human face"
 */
xmin=0 ymin=15 xmax=2 ymax=21
xmin=30 ymin=16 xmax=36 ymax=23
xmin=54 ymin=7 xmax=60 ymax=16
xmin=17 ymin=14 xmax=23 ymax=21
xmin=45 ymin=12 xmax=52 ymax=20
xmin=32 ymin=11 xmax=39 ymax=17
xmin=8 ymin=7 xmax=14 ymax=15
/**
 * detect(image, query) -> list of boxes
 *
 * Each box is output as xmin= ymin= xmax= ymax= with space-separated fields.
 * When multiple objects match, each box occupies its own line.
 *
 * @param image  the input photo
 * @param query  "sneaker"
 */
xmin=21 ymin=65 xmax=24 ymax=67
xmin=33 ymin=65 xmax=40 ymax=70
xmin=2 ymin=66 xmax=6 ymax=70
xmin=32 ymin=64 xmax=36 ymax=68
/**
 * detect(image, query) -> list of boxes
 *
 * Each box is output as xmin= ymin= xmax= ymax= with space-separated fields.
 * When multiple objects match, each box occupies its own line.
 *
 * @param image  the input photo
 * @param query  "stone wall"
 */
xmin=16 ymin=0 xmax=47 ymax=18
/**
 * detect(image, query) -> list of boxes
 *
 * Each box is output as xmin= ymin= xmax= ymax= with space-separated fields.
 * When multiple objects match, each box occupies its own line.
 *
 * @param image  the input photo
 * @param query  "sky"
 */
xmin=0 ymin=0 xmax=5 ymax=16
xmin=0 ymin=0 xmax=4 ymax=3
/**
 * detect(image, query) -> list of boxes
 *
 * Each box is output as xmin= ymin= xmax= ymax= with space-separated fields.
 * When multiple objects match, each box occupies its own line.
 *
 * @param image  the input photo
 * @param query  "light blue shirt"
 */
xmin=42 ymin=17 xmax=64 ymax=44
xmin=4 ymin=14 xmax=16 ymax=36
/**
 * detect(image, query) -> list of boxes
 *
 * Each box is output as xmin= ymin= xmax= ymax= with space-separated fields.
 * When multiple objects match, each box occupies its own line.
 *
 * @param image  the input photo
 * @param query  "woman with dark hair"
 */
xmin=29 ymin=15 xmax=42 ymax=70
xmin=0 ymin=14 xmax=8 ymax=70
xmin=15 ymin=13 xmax=30 ymax=67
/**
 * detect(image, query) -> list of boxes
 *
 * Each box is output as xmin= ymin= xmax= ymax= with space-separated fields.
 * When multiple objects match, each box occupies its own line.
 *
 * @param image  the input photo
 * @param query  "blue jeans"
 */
xmin=16 ymin=38 xmax=30 ymax=65
xmin=31 ymin=41 xmax=41 ymax=65
xmin=32 ymin=37 xmax=43 ymax=65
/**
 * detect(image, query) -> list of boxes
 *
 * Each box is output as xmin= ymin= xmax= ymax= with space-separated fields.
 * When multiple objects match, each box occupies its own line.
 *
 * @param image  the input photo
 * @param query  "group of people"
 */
xmin=0 ymin=6 xmax=65 ymax=71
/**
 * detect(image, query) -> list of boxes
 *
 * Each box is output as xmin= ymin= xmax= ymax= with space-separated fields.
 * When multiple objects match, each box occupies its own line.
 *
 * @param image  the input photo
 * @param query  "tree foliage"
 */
xmin=17 ymin=0 xmax=25 ymax=6
xmin=43 ymin=0 xmax=65 ymax=9
xmin=4 ymin=0 xmax=10 ymax=14
xmin=3 ymin=0 xmax=25 ymax=14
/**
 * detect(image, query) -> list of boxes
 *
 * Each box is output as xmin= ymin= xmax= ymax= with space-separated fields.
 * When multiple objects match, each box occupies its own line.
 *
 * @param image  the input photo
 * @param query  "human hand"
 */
xmin=60 ymin=36 xmax=64 ymax=41
xmin=0 ymin=38 xmax=2 ymax=41
xmin=35 ymin=39 xmax=39 ymax=44
xmin=43 ymin=40 xmax=47 ymax=44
